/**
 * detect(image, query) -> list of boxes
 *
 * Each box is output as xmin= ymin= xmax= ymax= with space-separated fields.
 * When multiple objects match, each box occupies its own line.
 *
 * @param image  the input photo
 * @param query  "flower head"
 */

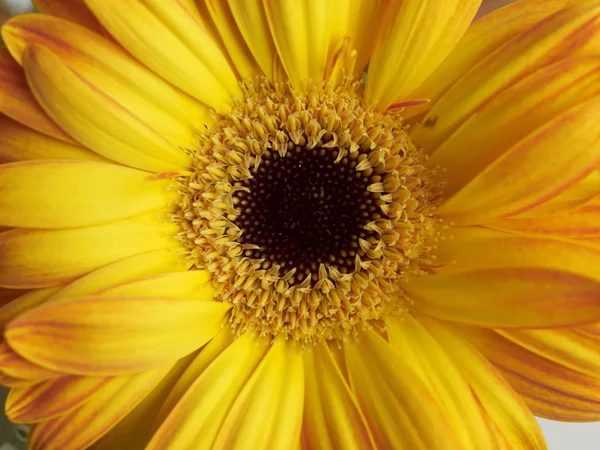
xmin=1 ymin=0 xmax=600 ymax=449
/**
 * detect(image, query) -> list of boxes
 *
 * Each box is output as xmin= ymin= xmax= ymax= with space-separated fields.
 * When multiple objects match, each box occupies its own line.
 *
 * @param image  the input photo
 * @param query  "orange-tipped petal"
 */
xmin=302 ymin=344 xmax=375 ymax=450
xmin=84 ymin=0 xmax=240 ymax=109
xmin=344 ymin=329 xmax=460 ymax=449
xmin=28 ymin=365 xmax=172 ymax=450
xmin=6 ymin=296 xmax=230 ymax=376
xmin=33 ymin=0 xmax=103 ymax=33
xmin=0 ymin=342 xmax=63 ymax=381
xmin=436 ymin=95 xmax=600 ymax=225
xmin=365 ymin=0 xmax=481 ymax=111
xmin=0 ymin=47 xmax=75 ymax=143
xmin=6 ymin=374 xmax=110 ymax=423
xmin=0 ymin=114 xmax=109 ymax=163
xmin=0 ymin=160 xmax=178 ymax=228
xmin=0 ymin=210 xmax=178 ymax=289
xmin=411 ymin=4 xmax=600 ymax=152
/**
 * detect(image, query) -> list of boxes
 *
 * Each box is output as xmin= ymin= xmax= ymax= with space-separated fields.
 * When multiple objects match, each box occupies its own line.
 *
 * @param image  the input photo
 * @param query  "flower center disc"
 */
xmin=175 ymin=78 xmax=441 ymax=343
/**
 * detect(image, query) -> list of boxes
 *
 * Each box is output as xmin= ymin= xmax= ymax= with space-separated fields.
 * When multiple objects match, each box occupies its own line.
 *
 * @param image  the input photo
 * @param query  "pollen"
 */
xmin=174 ymin=77 xmax=443 ymax=344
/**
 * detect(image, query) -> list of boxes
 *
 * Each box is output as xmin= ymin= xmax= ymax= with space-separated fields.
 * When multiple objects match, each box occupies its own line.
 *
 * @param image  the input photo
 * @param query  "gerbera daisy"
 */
xmin=0 ymin=0 xmax=599 ymax=448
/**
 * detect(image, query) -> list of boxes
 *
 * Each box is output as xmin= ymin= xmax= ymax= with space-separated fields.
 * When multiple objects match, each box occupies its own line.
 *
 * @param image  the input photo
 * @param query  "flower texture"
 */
xmin=1 ymin=0 xmax=600 ymax=449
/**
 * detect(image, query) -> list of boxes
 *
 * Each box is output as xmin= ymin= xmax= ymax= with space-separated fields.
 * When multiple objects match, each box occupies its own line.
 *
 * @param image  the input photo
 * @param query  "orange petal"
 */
xmin=0 ymin=370 xmax=39 ymax=388
xmin=33 ymin=0 xmax=104 ymax=34
xmin=28 ymin=365 xmax=172 ymax=450
xmin=404 ymin=0 xmax=590 ymax=120
xmin=458 ymin=325 xmax=600 ymax=422
xmin=84 ymin=0 xmax=240 ymax=109
xmin=6 ymin=295 xmax=230 ymax=376
xmin=0 ymin=47 xmax=75 ymax=143
xmin=302 ymin=344 xmax=375 ymax=450
xmin=429 ymin=56 xmax=600 ymax=196
xmin=0 ymin=342 xmax=63 ymax=381
xmin=6 ymin=374 xmax=110 ymax=423
xmin=0 ymin=114 xmax=110 ymax=163
xmin=0 ymin=210 xmax=178 ymax=289
xmin=0 ymin=160 xmax=178 ymax=228
xmin=411 ymin=4 xmax=600 ymax=152
xmin=0 ymin=287 xmax=59 ymax=332
xmin=436 ymin=95 xmax=600 ymax=225
xmin=344 ymin=329 xmax=460 ymax=449
xmin=0 ymin=287 xmax=28 ymax=307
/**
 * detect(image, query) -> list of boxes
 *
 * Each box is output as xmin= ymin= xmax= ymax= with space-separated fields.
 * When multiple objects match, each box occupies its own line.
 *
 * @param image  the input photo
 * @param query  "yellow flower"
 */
xmin=0 ymin=0 xmax=599 ymax=448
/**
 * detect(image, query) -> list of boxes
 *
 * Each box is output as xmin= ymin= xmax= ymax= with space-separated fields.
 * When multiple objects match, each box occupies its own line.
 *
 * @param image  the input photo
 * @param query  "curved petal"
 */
xmin=0 ymin=287 xmax=59 ymax=332
xmin=0 ymin=342 xmax=64 ymax=381
xmin=6 ymin=296 xmax=229 ymax=376
xmin=411 ymin=4 xmax=600 ymax=152
xmin=0 ymin=160 xmax=178 ymax=228
xmin=6 ymin=374 xmax=110 ymax=423
xmin=436 ymin=95 xmax=600 ymax=225
xmin=421 ymin=317 xmax=547 ymax=448
xmin=0 ymin=47 xmax=75 ymax=143
xmin=0 ymin=114 xmax=109 ymax=163
xmin=344 ymin=329 xmax=460 ymax=449
xmin=147 ymin=333 xmax=269 ymax=450
xmin=301 ymin=343 xmax=375 ymax=450
xmin=0 ymin=287 xmax=28 ymax=307
xmin=0 ymin=210 xmax=179 ymax=289
xmin=429 ymin=56 xmax=600 ymax=196
xmin=28 ymin=365 xmax=172 ymax=450
xmin=33 ymin=0 xmax=103 ymax=34
xmin=458 ymin=325 xmax=600 ymax=422
xmin=365 ymin=0 xmax=481 ymax=111
xmin=84 ymin=0 xmax=240 ymax=109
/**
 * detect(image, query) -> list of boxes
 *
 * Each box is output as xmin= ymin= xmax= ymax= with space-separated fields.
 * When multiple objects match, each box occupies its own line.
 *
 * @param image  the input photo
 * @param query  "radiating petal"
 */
xmin=147 ymin=333 xmax=269 ymax=450
xmin=84 ymin=0 xmax=239 ymax=109
xmin=0 ymin=160 xmax=177 ymax=228
xmin=6 ymin=295 xmax=229 ymax=376
xmin=0 ymin=210 xmax=179 ymax=289
xmin=422 ymin=317 xmax=547 ymax=448
xmin=0 ymin=287 xmax=59 ymax=332
xmin=436 ymin=95 xmax=600 ymax=225
xmin=28 ymin=365 xmax=172 ymax=450
xmin=6 ymin=375 xmax=110 ymax=423
xmin=49 ymin=250 xmax=189 ymax=302
xmin=345 ymin=0 xmax=386 ymax=76
xmin=429 ymin=56 xmax=600 ymax=196
xmin=458 ymin=325 xmax=600 ymax=422
xmin=301 ymin=344 xmax=375 ymax=450
xmin=411 ymin=4 xmax=600 ymax=151
xmin=365 ymin=0 xmax=481 ymax=111
xmin=0 ymin=47 xmax=75 ymax=143
xmin=0 ymin=342 xmax=63 ymax=381
xmin=404 ymin=0 xmax=591 ymax=120
xmin=0 ymin=370 xmax=38 ymax=388
xmin=263 ymin=0 xmax=332 ymax=88
xmin=0 ymin=114 xmax=109 ymax=163
xmin=344 ymin=329 xmax=460 ymax=449
xmin=33 ymin=0 xmax=103 ymax=33
xmin=387 ymin=315 xmax=493 ymax=448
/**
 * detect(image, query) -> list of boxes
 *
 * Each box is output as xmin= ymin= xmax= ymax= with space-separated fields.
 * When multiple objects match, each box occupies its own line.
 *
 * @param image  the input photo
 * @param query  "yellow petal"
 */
xmin=0 ymin=287 xmax=59 ymax=332
xmin=0 ymin=370 xmax=39 ymax=388
xmin=0 ymin=47 xmax=75 ymax=144
xmin=302 ymin=344 xmax=375 ymax=450
xmin=6 ymin=375 xmax=110 ymax=423
xmin=84 ymin=0 xmax=239 ymax=109
xmin=422 ymin=317 xmax=547 ymax=449
xmin=436 ymin=95 xmax=600 ymax=225
xmin=33 ymin=0 xmax=104 ymax=34
xmin=6 ymin=296 xmax=230 ymax=376
xmin=365 ymin=0 xmax=481 ymax=111
xmin=411 ymin=4 xmax=600 ymax=152
xmin=345 ymin=0 xmax=386 ymax=76
xmin=147 ymin=333 xmax=269 ymax=450
xmin=227 ymin=0 xmax=278 ymax=80
xmin=0 ymin=114 xmax=109 ymax=163
xmin=28 ymin=365 xmax=172 ymax=450
xmin=263 ymin=0 xmax=331 ymax=88
xmin=203 ymin=0 xmax=262 ymax=79
xmin=0 ymin=341 xmax=64 ymax=381
xmin=0 ymin=160 xmax=178 ymax=228
xmin=387 ymin=315 xmax=493 ymax=448
xmin=404 ymin=0 xmax=592 ymax=120
xmin=344 ymin=329 xmax=460 ymax=449
xmin=429 ymin=56 xmax=600 ymax=196
xmin=458 ymin=325 xmax=600 ymax=422
xmin=0 ymin=210 xmax=178 ymax=289
xmin=49 ymin=250 xmax=189 ymax=302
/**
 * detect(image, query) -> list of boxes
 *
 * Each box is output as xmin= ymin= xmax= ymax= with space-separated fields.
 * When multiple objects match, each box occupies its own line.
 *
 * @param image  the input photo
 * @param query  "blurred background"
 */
xmin=0 ymin=0 xmax=599 ymax=449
